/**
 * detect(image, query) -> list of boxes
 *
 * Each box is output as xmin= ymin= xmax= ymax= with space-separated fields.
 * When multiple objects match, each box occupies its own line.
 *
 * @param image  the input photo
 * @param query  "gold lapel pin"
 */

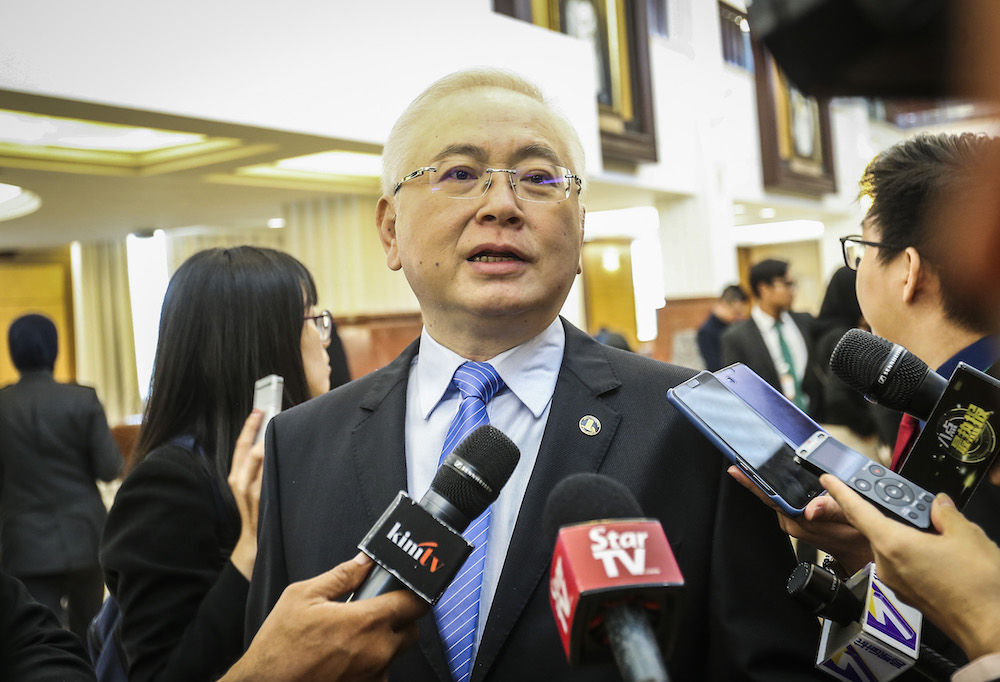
xmin=579 ymin=415 xmax=601 ymax=436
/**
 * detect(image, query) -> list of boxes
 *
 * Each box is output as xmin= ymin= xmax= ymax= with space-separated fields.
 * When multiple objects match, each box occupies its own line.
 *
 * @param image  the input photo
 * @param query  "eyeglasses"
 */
xmin=840 ymin=235 xmax=895 ymax=271
xmin=304 ymin=310 xmax=333 ymax=344
xmin=393 ymin=160 xmax=583 ymax=203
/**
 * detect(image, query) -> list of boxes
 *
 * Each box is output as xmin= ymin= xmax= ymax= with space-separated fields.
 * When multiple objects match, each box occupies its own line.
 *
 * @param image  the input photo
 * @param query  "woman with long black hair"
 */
xmin=100 ymin=246 xmax=332 ymax=682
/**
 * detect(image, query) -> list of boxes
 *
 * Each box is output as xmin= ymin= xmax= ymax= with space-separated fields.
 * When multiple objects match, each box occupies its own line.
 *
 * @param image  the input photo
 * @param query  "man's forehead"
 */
xmin=405 ymin=89 xmax=572 ymax=163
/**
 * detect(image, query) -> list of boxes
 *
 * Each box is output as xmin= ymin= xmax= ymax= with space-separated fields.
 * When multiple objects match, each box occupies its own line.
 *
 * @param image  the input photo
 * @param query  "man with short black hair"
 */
xmin=721 ymin=259 xmax=822 ymax=417
xmin=696 ymin=283 xmax=749 ymax=370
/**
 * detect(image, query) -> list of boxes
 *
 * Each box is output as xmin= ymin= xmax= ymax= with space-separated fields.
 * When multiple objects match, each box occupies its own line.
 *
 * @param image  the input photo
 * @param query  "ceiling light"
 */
xmin=759 ymin=207 xmax=777 ymax=219
xmin=0 ymin=182 xmax=41 ymax=222
xmin=731 ymin=220 xmax=825 ymax=245
xmin=0 ymin=109 xmax=205 ymax=152
xmin=274 ymin=151 xmax=382 ymax=176
xmin=267 ymin=218 xmax=285 ymax=229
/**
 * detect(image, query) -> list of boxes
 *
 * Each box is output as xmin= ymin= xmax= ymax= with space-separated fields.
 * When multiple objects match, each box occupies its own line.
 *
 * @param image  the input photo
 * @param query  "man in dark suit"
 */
xmin=720 ymin=259 xmax=823 ymax=418
xmin=0 ymin=313 xmax=122 ymax=639
xmin=246 ymin=68 xmax=826 ymax=681
xmin=696 ymin=283 xmax=749 ymax=370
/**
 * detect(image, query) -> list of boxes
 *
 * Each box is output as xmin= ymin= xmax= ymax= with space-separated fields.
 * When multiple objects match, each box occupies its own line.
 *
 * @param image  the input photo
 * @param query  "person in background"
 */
xmin=0 ymin=313 xmax=122 ymax=641
xmin=696 ymin=283 xmax=749 ymax=370
xmin=721 ymin=260 xmax=823 ymax=418
xmin=100 ymin=246 xmax=332 ymax=682
xmin=247 ymin=67 xmax=826 ymax=681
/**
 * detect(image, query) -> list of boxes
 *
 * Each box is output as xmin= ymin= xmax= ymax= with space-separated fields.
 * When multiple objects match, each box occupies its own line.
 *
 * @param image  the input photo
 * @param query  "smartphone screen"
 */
xmin=715 ymin=364 xmax=822 ymax=447
xmin=669 ymin=372 xmax=824 ymax=513
xmin=899 ymin=363 xmax=1000 ymax=509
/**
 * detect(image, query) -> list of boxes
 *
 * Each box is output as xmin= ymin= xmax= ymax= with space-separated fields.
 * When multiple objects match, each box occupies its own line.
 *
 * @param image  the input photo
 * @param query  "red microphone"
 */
xmin=545 ymin=473 xmax=684 ymax=682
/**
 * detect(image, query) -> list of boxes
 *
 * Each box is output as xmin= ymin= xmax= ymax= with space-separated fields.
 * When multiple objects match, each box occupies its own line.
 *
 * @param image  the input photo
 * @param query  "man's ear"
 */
xmin=376 ymin=196 xmax=402 ymax=271
xmin=901 ymin=246 xmax=925 ymax=304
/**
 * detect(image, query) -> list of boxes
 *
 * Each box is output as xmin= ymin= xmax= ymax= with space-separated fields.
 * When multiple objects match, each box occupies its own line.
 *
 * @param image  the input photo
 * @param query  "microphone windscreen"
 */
xmin=430 ymin=425 xmax=520 ymax=519
xmin=542 ymin=473 xmax=644 ymax=546
xmin=829 ymin=329 xmax=931 ymax=409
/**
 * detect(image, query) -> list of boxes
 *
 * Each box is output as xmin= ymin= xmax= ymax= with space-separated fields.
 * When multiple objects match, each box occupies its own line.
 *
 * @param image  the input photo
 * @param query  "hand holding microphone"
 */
xmin=543 ymin=473 xmax=683 ymax=682
xmin=351 ymin=424 xmax=520 ymax=603
xmin=823 ymin=473 xmax=1000 ymax=664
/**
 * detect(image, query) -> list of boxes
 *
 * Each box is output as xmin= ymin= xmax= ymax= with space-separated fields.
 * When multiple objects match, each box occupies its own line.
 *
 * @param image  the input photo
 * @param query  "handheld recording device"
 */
xmin=252 ymin=374 xmax=284 ymax=444
xmin=668 ymin=371 xmax=824 ymax=516
xmin=714 ymin=363 xmax=823 ymax=447
xmin=795 ymin=431 xmax=932 ymax=530
xmin=897 ymin=362 xmax=1000 ymax=509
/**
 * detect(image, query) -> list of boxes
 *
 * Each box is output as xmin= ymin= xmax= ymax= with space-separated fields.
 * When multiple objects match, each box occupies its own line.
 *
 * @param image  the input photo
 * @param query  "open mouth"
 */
xmin=469 ymin=251 xmax=523 ymax=263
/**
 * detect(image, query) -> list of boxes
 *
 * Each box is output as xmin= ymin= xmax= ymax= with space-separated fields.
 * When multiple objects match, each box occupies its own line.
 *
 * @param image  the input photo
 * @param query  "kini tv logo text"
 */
xmin=385 ymin=522 xmax=444 ymax=573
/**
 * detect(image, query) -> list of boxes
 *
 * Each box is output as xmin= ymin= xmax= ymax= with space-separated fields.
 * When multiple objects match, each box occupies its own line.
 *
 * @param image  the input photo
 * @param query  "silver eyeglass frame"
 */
xmin=392 ymin=166 xmax=583 ymax=202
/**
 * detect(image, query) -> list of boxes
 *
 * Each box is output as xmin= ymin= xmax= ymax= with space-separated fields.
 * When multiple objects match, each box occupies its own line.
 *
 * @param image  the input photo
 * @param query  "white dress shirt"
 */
xmin=404 ymin=318 xmax=565 ymax=656
xmin=751 ymin=304 xmax=808 ymax=390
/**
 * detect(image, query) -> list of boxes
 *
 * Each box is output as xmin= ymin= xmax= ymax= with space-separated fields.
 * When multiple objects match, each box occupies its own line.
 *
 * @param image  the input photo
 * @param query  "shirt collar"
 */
xmin=937 ymin=335 xmax=1000 ymax=376
xmin=752 ymin=305 xmax=789 ymax=329
xmin=415 ymin=318 xmax=566 ymax=420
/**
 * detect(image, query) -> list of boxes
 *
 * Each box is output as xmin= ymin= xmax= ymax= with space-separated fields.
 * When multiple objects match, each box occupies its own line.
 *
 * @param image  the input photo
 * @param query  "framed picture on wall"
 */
xmin=752 ymin=40 xmax=836 ymax=196
xmin=495 ymin=0 xmax=658 ymax=164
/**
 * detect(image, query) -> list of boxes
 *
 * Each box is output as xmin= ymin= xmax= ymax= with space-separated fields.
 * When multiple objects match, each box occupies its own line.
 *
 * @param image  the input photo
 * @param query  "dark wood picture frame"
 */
xmin=751 ymin=40 xmax=836 ymax=196
xmin=494 ymin=0 xmax=657 ymax=164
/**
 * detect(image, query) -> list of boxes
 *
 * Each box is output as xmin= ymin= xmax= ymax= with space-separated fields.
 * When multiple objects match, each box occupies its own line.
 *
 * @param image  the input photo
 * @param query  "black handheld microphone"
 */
xmin=351 ymin=425 xmax=520 ymax=603
xmin=829 ymin=329 xmax=948 ymax=419
xmin=544 ymin=473 xmax=683 ymax=682
xmin=830 ymin=329 xmax=1000 ymax=507
xmin=788 ymin=562 xmax=957 ymax=682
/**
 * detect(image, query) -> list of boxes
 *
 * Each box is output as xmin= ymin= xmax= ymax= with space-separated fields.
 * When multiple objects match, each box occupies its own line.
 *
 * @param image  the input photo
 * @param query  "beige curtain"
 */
xmin=72 ymin=239 xmax=141 ymax=425
xmin=164 ymin=227 xmax=286 ymax=275
xmin=284 ymin=196 xmax=418 ymax=315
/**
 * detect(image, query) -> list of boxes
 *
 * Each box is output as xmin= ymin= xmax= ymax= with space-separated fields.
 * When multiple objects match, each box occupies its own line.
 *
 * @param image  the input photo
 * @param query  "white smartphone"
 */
xmin=252 ymin=374 xmax=284 ymax=444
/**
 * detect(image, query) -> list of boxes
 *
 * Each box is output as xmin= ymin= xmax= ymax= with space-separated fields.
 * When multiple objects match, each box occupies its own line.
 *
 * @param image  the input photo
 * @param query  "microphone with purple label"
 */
xmin=788 ymin=562 xmax=956 ymax=682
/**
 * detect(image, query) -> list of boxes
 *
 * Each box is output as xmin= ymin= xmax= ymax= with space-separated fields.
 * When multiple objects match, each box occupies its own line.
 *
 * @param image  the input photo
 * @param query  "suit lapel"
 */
xmin=472 ymin=321 xmax=623 ymax=681
xmin=347 ymin=338 xmax=455 ymax=681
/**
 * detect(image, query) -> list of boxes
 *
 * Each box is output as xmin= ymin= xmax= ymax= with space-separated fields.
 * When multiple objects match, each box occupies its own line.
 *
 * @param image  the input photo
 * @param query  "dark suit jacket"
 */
xmin=0 ymin=370 xmax=122 ymax=576
xmin=247 ymin=320 xmax=826 ymax=681
xmin=720 ymin=312 xmax=824 ymax=419
xmin=0 ymin=569 xmax=95 ymax=681
xmin=101 ymin=443 xmax=248 ymax=682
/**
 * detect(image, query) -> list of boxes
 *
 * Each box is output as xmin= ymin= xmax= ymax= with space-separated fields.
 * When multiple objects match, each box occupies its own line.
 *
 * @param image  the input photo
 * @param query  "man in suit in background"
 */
xmin=696 ymin=283 xmax=749 ymax=370
xmin=0 ymin=313 xmax=122 ymax=639
xmin=721 ymin=259 xmax=822 ymax=418
xmin=247 ymin=67 xmax=826 ymax=681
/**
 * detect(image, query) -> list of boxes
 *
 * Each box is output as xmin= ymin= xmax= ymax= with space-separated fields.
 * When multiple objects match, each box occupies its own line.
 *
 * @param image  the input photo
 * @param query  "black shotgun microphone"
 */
xmin=829 ymin=328 xmax=947 ymax=419
xmin=351 ymin=425 xmax=520 ymax=602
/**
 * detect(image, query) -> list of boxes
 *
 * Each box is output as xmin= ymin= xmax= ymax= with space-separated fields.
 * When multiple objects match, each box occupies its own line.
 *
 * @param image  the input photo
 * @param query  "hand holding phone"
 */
xmin=252 ymin=374 xmax=284 ymax=444
xmin=795 ymin=431 xmax=933 ymax=530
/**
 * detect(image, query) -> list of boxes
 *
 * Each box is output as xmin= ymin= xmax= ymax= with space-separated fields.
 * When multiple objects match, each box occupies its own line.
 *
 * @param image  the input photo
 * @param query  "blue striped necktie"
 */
xmin=434 ymin=361 xmax=504 ymax=682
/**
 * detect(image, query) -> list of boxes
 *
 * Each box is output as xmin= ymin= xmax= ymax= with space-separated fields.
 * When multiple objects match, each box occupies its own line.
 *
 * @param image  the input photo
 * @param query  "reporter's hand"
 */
xmin=822 ymin=474 xmax=1000 ymax=661
xmin=222 ymin=554 xmax=428 ymax=682
xmin=727 ymin=466 xmax=873 ymax=573
xmin=228 ymin=410 xmax=266 ymax=579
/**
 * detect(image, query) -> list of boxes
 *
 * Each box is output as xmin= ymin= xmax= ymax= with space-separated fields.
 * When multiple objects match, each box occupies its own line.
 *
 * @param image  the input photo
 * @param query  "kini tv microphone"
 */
xmin=788 ymin=561 xmax=956 ymax=682
xmin=830 ymin=329 xmax=1000 ymax=508
xmin=350 ymin=424 xmax=520 ymax=604
xmin=544 ymin=473 xmax=683 ymax=682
